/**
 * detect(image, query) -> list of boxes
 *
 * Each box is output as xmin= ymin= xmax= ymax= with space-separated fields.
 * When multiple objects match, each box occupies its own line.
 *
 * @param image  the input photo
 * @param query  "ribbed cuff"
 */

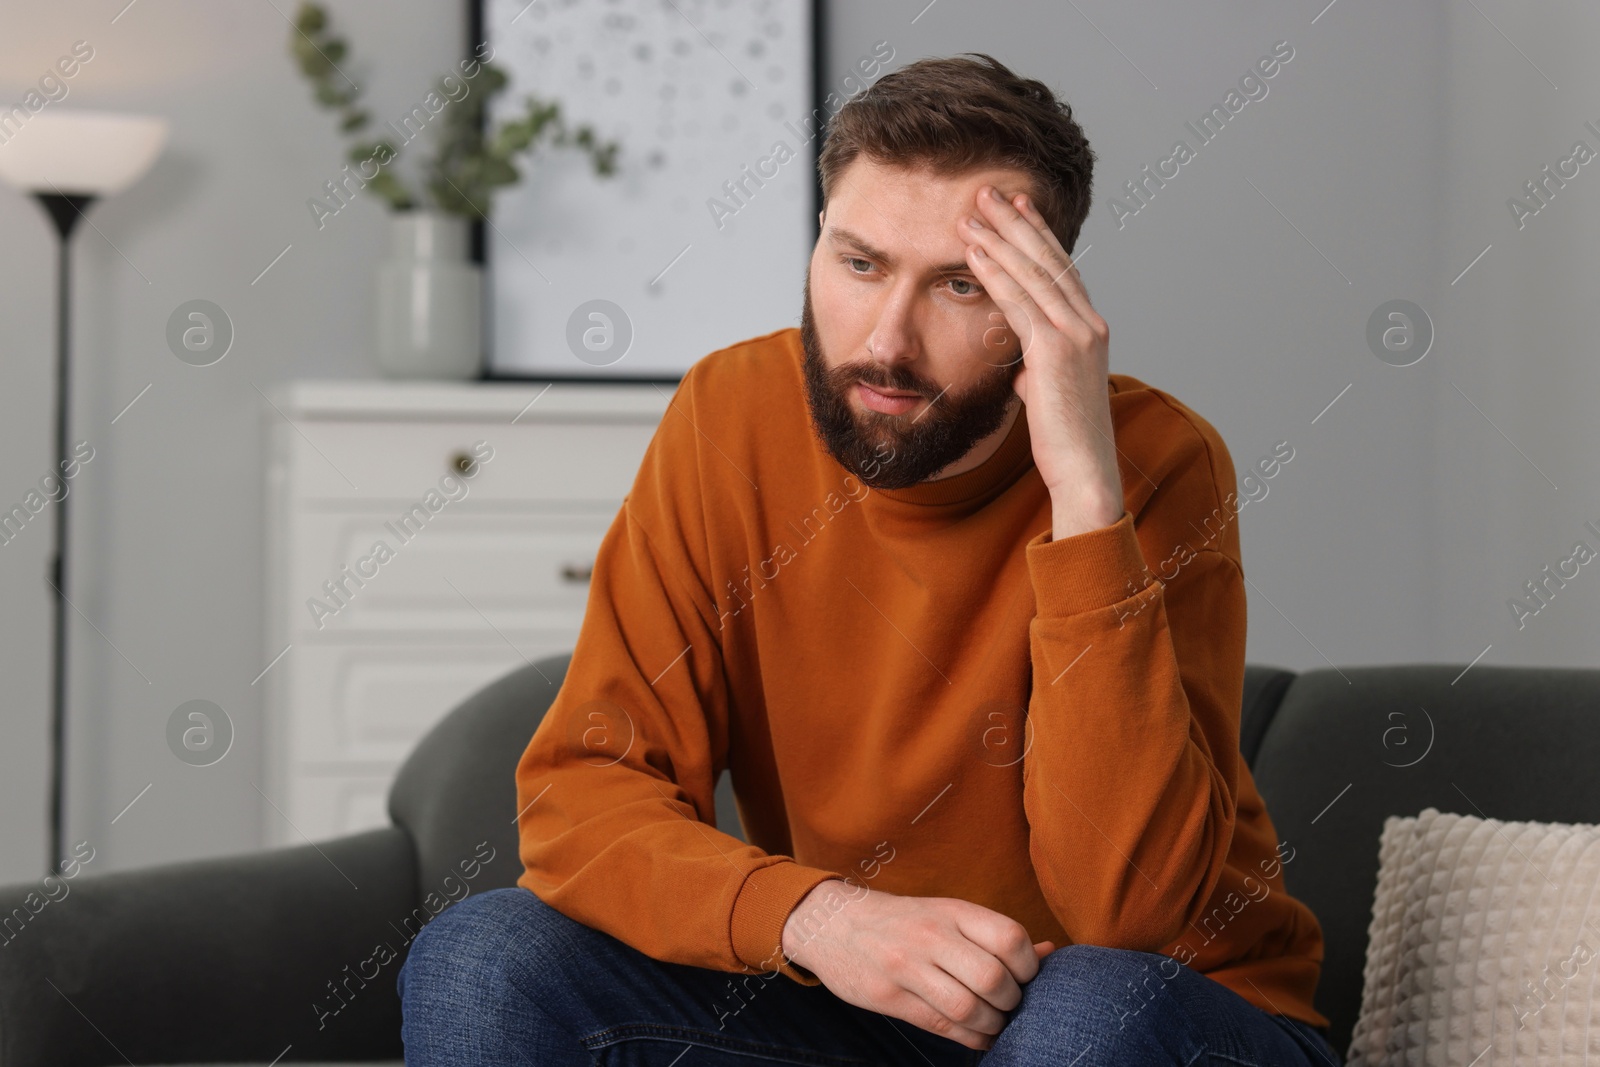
xmin=730 ymin=861 xmax=845 ymax=985
xmin=1025 ymin=510 xmax=1158 ymax=618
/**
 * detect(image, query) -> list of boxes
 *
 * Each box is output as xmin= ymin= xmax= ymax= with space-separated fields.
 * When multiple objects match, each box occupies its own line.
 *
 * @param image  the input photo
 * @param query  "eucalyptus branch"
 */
xmin=289 ymin=1 xmax=621 ymax=219
xmin=290 ymin=3 xmax=367 ymax=133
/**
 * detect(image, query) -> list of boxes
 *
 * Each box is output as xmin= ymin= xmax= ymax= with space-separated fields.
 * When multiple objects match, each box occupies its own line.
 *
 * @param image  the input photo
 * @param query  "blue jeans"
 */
xmin=397 ymin=887 xmax=1343 ymax=1066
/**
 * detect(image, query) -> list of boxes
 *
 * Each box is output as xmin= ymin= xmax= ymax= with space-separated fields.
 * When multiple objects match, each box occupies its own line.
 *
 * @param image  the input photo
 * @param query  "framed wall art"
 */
xmin=478 ymin=0 xmax=825 ymax=380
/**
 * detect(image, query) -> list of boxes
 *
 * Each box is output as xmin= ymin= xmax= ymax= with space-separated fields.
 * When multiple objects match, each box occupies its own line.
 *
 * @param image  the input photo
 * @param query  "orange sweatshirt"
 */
xmin=515 ymin=325 xmax=1328 ymax=1030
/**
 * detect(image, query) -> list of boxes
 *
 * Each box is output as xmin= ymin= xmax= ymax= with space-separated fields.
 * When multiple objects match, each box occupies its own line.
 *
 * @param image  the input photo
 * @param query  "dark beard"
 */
xmin=798 ymin=275 xmax=1021 ymax=491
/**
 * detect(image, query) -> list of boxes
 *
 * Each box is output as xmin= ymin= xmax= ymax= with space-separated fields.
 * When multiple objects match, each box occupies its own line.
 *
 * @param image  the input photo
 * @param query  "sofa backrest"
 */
xmin=1247 ymin=662 xmax=1600 ymax=1058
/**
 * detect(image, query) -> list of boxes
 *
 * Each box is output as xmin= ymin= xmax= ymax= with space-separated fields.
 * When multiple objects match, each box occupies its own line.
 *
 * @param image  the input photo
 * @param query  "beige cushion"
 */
xmin=1347 ymin=806 xmax=1600 ymax=1065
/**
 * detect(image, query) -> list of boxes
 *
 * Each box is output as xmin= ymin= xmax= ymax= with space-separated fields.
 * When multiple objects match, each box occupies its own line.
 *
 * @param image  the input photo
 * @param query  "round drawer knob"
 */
xmin=449 ymin=450 xmax=478 ymax=477
xmin=561 ymin=562 xmax=594 ymax=583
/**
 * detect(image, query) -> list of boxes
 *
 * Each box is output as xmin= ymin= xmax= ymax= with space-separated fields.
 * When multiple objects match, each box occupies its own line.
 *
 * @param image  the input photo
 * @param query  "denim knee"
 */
xmin=399 ymin=888 xmax=602 ymax=1063
xmin=398 ymin=887 xmax=579 ymax=1018
xmin=995 ymin=944 xmax=1200 ymax=1063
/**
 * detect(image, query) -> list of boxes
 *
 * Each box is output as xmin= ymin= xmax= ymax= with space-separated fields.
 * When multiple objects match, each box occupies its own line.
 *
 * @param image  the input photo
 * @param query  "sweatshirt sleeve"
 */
xmin=1019 ymin=410 xmax=1246 ymax=953
xmin=514 ymin=362 xmax=845 ymax=984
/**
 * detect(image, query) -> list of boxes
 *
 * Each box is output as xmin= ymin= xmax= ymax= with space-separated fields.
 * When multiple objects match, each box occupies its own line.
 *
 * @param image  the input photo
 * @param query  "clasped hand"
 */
xmin=781 ymin=879 xmax=1056 ymax=1052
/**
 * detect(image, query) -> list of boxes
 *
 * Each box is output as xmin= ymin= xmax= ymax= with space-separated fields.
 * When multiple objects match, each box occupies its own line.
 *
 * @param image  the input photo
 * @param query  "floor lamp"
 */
xmin=0 ymin=110 xmax=166 ymax=874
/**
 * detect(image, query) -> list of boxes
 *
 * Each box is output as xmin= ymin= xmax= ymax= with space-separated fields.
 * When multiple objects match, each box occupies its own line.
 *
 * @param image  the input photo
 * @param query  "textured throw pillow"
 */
xmin=1347 ymin=806 xmax=1600 ymax=1066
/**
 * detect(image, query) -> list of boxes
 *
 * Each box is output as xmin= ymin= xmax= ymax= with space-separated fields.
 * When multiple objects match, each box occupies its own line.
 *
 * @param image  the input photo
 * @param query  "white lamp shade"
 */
xmin=0 ymin=110 xmax=167 ymax=197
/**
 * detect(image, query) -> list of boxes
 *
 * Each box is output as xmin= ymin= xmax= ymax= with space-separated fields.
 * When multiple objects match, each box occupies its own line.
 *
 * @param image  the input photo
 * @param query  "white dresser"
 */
xmin=261 ymin=380 xmax=670 ymax=845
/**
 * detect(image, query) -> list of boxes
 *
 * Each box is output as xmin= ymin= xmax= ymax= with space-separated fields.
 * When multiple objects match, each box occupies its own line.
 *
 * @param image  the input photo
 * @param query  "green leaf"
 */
xmin=294 ymin=2 xmax=326 ymax=34
xmin=498 ymin=123 xmax=535 ymax=152
xmin=482 ymin=157 xmax=518 ymax=185
xmin=292 ymin=38 xmax=330 ymax=76
xmin=429 ymin=175 xmax=485 ymax=217
xmin=480 ymin=65 xmax=509 ymax=93
xmin=366 ymin=172 xmax=413 ymax=210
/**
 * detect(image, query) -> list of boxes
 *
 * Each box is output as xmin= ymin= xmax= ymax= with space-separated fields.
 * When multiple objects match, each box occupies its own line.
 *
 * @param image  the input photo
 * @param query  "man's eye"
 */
xmin=948 ymin=277 xmax=981 ymax=297
xmin=845 ymin=257 xmax=873 ymax=274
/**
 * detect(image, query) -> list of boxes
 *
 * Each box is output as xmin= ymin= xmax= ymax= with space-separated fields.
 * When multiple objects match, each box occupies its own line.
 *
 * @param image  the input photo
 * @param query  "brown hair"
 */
xmin=818 ymin=52 xmax=1096 ymax=254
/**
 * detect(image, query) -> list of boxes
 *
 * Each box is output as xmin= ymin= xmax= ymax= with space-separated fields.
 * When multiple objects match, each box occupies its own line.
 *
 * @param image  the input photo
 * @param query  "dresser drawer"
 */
xmin=289 ymin=510 xmax=617 ymax=634
xmin=283 ymin=419 xmax=659 ymax=504
xmin=279 ymin=641 xmax=566 ymax=765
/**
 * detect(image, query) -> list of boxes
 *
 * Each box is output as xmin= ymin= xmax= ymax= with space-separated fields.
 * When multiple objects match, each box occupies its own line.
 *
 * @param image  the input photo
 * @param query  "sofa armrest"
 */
xmin=0 ymin=826 xmax=418 ymax=1067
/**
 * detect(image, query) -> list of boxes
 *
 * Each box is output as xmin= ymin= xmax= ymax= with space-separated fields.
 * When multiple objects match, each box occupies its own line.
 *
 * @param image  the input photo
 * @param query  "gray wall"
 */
xmin=828 ymin=2 xmax=1450 ymax=680
xmin=1 ymin=0 xmax=1594 ymax=882
xmin=826 ymin=1 xmax=1597 ymax=673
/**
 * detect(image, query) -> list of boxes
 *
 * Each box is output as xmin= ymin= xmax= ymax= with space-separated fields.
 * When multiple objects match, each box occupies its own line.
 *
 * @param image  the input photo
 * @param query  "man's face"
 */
xmin=800 ymin=156 xmax=1031 ymax=490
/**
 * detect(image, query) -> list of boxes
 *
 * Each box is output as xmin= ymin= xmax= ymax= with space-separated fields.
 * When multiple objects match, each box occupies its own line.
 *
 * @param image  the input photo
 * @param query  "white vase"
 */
xmin=374 ymin=211 xmax=483 ymax=379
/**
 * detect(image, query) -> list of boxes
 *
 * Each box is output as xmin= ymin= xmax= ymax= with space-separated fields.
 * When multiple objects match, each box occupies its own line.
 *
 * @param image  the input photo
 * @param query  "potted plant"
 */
xmin=289 ymin=3 xmax=620 ymax=378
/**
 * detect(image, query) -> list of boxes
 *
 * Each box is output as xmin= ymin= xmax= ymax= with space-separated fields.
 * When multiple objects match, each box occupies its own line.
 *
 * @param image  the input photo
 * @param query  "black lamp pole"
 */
xmin=35 ymin=190 xmax=95 ymax=877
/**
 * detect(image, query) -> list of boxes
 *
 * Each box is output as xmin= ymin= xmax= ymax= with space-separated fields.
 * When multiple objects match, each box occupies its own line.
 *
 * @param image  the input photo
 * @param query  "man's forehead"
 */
xmin=821 ymin=165 xmax=1037 ymax=253
xmin=834 ymin=157 xmax=1036 ymax=208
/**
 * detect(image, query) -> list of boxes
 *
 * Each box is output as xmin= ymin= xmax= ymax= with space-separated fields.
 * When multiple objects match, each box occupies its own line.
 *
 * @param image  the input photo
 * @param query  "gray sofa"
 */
xmin=2 ymin=653 xmax=1596 ymax=1065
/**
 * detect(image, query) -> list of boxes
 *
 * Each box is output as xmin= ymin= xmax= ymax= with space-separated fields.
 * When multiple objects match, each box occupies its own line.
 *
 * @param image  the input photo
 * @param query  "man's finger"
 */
xmin=977 ymin=186 xmax=1100 ymax=330
xmin=952 ymin=908 xmax=1044 ymax=986
xmin=896 ymin=985 xmax=997 ymax=1052
xmin=911 ymin=964 xmax=1010 ymax=1038
xmin=962 ymin=219 xmax=1078 ymax=338
xmin=936 ymin=941 xmax=1026 ymax=1013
